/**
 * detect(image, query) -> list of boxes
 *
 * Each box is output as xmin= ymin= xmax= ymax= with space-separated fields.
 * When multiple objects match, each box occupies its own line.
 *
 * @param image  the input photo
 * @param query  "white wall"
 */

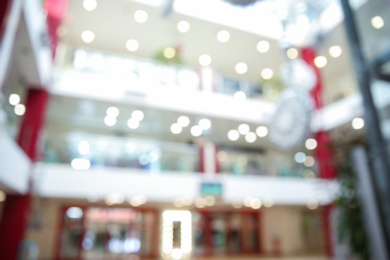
xmin=0 ymin=130 xmax=31 ymax=193
xmin=33 ymin=163 xmax=338 ymax=205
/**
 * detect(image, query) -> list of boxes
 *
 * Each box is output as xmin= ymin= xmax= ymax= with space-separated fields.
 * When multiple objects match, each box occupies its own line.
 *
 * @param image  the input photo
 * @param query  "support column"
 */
xmin=0 ymin=0 xmax=22 ymax=90
xmin=301 ymin=47 xmax=337 ymax=257
xmin=0 ymin=88 xmax=49 ymax=260
xmin=198 ymin=141 xmax=218 ymax=175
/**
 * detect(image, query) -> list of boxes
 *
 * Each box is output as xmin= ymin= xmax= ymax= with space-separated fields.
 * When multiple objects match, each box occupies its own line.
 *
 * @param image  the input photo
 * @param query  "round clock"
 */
xmin=269 ymin=88 xmax=313 ymax=150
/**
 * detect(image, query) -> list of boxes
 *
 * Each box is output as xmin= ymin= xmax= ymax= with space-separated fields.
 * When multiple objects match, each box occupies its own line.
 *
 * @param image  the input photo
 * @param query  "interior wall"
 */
xmin=24 ymin=197 xmax=60 ymax=260
xmin=261 ymin=206 xmax=306 ymax=256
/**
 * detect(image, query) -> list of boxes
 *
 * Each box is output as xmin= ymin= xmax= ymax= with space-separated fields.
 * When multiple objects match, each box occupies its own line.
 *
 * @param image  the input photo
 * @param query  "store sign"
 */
xmin=200 ymin=182 xmax=223 ymax=197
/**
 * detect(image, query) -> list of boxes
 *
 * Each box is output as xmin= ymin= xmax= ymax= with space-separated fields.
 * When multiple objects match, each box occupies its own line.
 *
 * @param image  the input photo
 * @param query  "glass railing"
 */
xmin=217 ymin=147 xmax=317 ymax=178
xmin=39 ymin=131 xmax=199 ymax=173
xmin=39 ymin=130 xmax=314 ymax=178
xmin=57 ymin=46 xmax=269 ymax=100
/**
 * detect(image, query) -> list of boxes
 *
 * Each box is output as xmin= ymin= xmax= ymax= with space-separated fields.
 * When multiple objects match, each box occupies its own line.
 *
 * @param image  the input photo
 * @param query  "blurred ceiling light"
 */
xmin=78 ymin=140 xmax=90 ymax=155
xmin=305 ymin=138 xmax=317 ymax=150
xmin=190 ymin=125 xmax=202 ymax=137
xmin=177 ymin=20 xmax=190 ymax=33
xmin=163 ymin=47 xmax=176 ymax=59
xmin=234 ymin=91 xmax=246 ymax=100
xmin=83 ymin=0 xmax=97 ymax=11
xmin=127 ymin=118 xmax=140 ymax=129
xmin=371 ymin=15 xmax=384 ymax=29
xmin=71 ymin=158 xmax=91 ymax=170
xmin=199 ymin=54 xmax=212 ymax=66
xmin=227 ymin=129 xmax=239 ymax=141
xmin=261 ymin=68 xmax=274 ymax=80
xmin=66 ymin=207 xmax=83 ymax=219
xmin=134 ymin=10 xmax=148 ymax=23
xmin=294 ymin=152 xmax=306 ymax=163
xmin=263 ymin=198 xmax=274 ymax=208
xmin=352 ymin=117 xmax=364 ymax=129
xmin=238 ymin=123 xmax=250 ymax=135
xmin=256 ymin=126 xmax=268 ymax=137
xmin=9 ymin=94 xmax=20 ymax=106
xmin=304 ymin=156 xmax=315 ymax=167
xmin=170 ymin=123 xmax=182 ymax=134
xmin=235 ymin=62 xmax=248 ymax=74
xmin=256 ymin=40 xmax=270 ymax=53
xmin=131 ymin=110 xmax=144 ymax=121
xmin=194 ymin=197 xmax=206 ymax=208
xmin=287 ymin=47 xmax=298 ymax=59
xmin=0 ymin=191 xmax=6 ymax=202
xmin=245 ymin=132 xmax=257 ymax=143
xmin=314 ymin=56 xmax=327 ymax=68
xmin=199 ymin=118 xmax=211 ymax=130
xmin=105 ymin=193 xmax=125 ymax=205
xmin=329 ymin=45 xmax=342 ymax=58
xmin=126 ymin=39 xmax=139 ymax=52
xmin=106 ymin=106 xmax=119 ymax=117
xmin=104 ymin=116 xmax=117 ymax=126
xmin=250 ymin=198 xmax=262 ymax=209
xmin=14 ymin=104 xmax=26 ymax=116
xmin=217 ymin=30 xmax=230 ymax=43
xmin=177 ymin=115 xmax=190 ymax=127
xmin=81 ymin=30 xmax=95 ymax=43
xmin=205 ymin=196 xmax=216 ymax=206
xmin=307 ymin=199 xmax=318 ymax=210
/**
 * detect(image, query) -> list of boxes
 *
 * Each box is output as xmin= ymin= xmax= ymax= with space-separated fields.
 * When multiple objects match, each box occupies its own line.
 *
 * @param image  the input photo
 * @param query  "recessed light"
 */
xmin=235 ymin=62 xmax=248 ymax=75
xmin=217 ymin=30 xmax=230 ymax=43
xmin=131 ymin=110 xmax=144 ymax=121
xmin=126 ymin=39 xmax=139 ymax=52
xmin=329 ymin=45 xmax=342 ymax=58
xmin=104 ymin=116 xmax=117 ymax=126
xmin=199 ymin=118 xmax=211 ymax=130
xmin=170 ymin=123 xmax=182 ymax=134
xmin=83 ymin=0 xmax=97 ymax=11
xmin=305 ymin=138 xmax=317 ymax=150
xmin=190 ymin=125 xmax=202 ymax=137
xmin=199 ymin=54 xmax=212 ymax=66
xmin=177 ymin=20 xmax=190 ymax=33
xmin=307 ymin=199 xmax=318 ymax=210
xmin=127 ymin=118 xmax=140 ymax=129
xmin=163 ymin=47 xmax=176 ymax=59
xmin=245 ymin=132 xmax=257 ymax=143
xmin=256 ymin=40 xmax=270 ymax=53
xmin=371 ymin=16 xmax=384 ymax=29
xmin=177 ymin=116 xmax=190 ymax=127
xmin=134 ymin=10 xmax=148 ymax=23
xmin=227 ymin=130 xmax=239 ymax=141
xmin=287 ymin=48 xmax=298 ymax=59
xmin=238 ymin=123 xmax=250 ymax=135
xmin=294 ymin=152 xmax=306 ymax=163
xmin=9 ymin=94 xmax=20 ymax=106
xmin=14 ymin=104 xmax=25 ymax=116
xmin=304 ymin=156 xmax=315 ymax=167
xmin=352 ymin=117 xmax=364 ymax=129
xmin=81 ymin=30 xmax=95 ymax=43
xmin=106 ymin=106 xmax=119 ymax=117
xmin=261 ymin=68 xmax=273 ymax=80
xmin=314 ymin=56 xmax=327 ymax=68
xmin=256 ymin=126 xmax=268 ymax=137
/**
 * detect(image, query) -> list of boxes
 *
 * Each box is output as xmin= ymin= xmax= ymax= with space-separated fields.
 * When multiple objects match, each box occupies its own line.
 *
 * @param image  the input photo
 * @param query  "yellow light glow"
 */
xmin=163 ymin=47 xmax=176 ymax=59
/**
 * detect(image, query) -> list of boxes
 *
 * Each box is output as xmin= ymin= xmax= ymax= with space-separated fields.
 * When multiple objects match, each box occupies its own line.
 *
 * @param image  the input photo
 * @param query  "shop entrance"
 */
xmin=56 ymin=206 xmax=158 ymax=260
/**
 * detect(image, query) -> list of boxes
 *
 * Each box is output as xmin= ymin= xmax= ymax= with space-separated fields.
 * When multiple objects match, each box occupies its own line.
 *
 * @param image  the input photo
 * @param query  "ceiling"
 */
xmin=3 ymin=0 xmax=378 ymax=153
